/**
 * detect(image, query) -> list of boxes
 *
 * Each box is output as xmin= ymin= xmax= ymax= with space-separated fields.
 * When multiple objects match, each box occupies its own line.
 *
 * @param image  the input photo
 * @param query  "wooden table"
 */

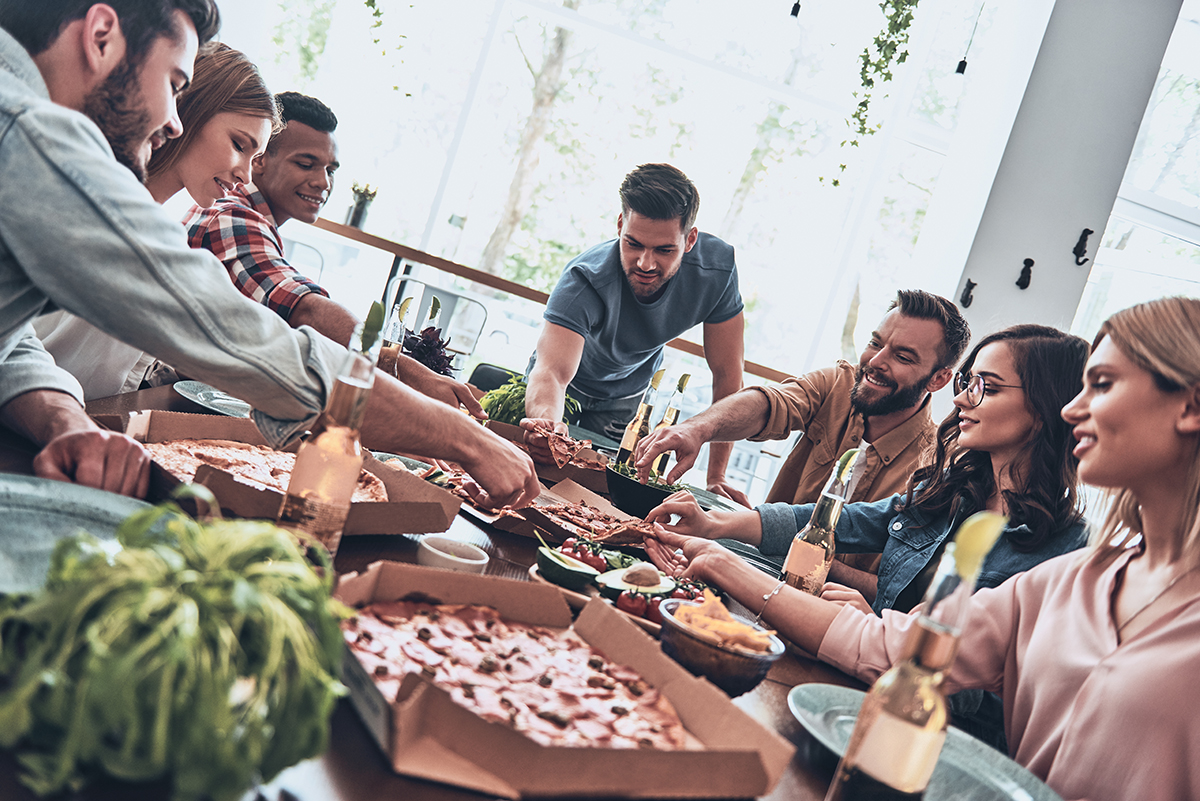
xmin=0 ymin=388 xmax=864 ymax=801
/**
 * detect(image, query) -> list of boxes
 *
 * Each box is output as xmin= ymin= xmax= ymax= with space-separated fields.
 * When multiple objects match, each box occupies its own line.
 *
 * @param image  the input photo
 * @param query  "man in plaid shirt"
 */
xmin=185 ymin=92 xmax=482 ymax=415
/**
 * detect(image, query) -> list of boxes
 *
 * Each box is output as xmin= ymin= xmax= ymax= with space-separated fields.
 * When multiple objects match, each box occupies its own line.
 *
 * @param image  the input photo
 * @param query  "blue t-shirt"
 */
xmin=542 ymin=233 xmax=742 ymax=400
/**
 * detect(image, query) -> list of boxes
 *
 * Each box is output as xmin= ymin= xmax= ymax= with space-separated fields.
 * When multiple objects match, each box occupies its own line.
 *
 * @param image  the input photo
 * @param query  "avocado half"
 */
xmin=536 ymin=547 xmax=600 ymax=592
xmin=596 ymin=563 xmax=676 ymax=601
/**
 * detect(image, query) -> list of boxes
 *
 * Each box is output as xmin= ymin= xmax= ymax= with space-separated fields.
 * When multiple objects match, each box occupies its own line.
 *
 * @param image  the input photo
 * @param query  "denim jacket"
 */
xmin=0 ymin=29 xmax=343 ymax=447
xmin=757 ymin=493 xmax=1089 ymax=616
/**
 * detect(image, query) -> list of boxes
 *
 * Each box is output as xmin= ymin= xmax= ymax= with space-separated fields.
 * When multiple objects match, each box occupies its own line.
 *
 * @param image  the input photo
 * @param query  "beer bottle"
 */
xmin=781 ymin=448 xmax=861 ymax=594
xmin=278 ymin=303 xmax=384 ymax=556
xmin=650 ymin=373 xmax=690 ymax=475
xmin=823 ymin=512 xmax=1007 ymax=801
xmin=616 ymin=368 xmax=665 ymax=465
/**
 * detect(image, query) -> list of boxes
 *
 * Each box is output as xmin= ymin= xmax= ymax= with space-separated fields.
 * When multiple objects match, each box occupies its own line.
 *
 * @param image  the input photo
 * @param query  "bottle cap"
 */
xmin=651 ymin=368 xmax=666 ymax=390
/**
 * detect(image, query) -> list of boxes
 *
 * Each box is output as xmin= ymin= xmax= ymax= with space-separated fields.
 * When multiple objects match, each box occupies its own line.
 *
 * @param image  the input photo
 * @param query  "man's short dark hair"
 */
xmin=619 ymin=163 xmax=700 ymax=232
xmin=0 ymin=1 xmax=220 ymax=65
xmin=267 ymin=92 xmax=338 ymax=151
xmin=887 ymin=289 xmax=971 ymax=371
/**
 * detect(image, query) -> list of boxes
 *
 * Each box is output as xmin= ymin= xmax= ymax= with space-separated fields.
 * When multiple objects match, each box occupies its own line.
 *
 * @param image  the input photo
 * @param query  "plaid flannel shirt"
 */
xmin=184 ymin=183 xmax=329 ymax=321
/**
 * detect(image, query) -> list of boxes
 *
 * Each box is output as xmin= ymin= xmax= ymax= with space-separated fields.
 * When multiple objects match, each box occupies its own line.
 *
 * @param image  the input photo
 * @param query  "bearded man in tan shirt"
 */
xmin=635 ymin=289 xmax=970 ymax=600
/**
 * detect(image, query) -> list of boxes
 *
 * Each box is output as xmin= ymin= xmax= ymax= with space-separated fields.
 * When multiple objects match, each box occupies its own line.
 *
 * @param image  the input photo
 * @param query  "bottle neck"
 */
xmin=325 ymin=351 xmax=375 ymax=430
xmin=900 ymin=618 xmax=959 ymax=674
xmin=807 ymin=491 xmax=844 ymax=533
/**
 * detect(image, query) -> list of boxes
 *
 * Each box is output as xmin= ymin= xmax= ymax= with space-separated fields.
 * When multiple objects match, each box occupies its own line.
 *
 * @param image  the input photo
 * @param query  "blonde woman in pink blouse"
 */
xmin=646 ymin=296 xmax=1200 ymax=801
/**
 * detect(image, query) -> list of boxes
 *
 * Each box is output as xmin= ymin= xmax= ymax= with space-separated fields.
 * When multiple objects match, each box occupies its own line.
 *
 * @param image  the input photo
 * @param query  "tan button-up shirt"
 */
xmin=744 ymin=361 xmax=938 ymax=572
xmin=748 ymin=361 xmax=936 ymax=504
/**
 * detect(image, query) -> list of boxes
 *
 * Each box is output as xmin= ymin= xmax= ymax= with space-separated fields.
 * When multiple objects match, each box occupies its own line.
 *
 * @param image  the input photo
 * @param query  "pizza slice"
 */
xmin=532 ymin=422 xmax=591 ymax=468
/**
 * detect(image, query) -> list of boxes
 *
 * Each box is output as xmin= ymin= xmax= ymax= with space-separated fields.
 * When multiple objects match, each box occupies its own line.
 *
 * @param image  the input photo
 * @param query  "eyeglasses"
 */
xmin=953 ymin=372 xmax=1023 ymax=408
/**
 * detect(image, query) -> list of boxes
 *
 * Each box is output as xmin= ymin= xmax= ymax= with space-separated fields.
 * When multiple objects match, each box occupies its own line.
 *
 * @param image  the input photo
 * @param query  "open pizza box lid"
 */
xmin=484 ymin=420 xmax=610 ymax=494
xmin=96 ymin=410 xmax=460 ymax=535
xmin=336 ymin=561 xmax=794 ymax=798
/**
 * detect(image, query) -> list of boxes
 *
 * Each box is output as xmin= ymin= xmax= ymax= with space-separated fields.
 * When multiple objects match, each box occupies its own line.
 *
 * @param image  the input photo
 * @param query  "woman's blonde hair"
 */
xmin=147 ymin=42 xmax=281 ymax=179
xmin=1089 ymin=296 xmax=1200 ymax=566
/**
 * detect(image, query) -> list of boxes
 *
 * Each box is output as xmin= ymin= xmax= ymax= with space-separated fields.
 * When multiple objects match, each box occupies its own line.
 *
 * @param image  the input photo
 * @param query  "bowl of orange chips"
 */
xmin=658 ymin=592 xmax=785 ymax=696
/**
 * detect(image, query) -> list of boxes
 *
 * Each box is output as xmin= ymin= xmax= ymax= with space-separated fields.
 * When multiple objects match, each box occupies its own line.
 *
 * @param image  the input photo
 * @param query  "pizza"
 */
xmin=531 ymin=422 xmax=592 ymax=469
xmin=344 ymin=599 xmax=692 ymax=749
xmin=535 ymin=500 xmax=655 ymax=545
xmin=145 ymin=438 xmax=389 ymax=503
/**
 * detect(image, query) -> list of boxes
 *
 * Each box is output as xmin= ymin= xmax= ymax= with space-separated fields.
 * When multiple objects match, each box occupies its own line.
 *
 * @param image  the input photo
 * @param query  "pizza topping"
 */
xmin=344 ymin=600 xmax=689 ymax=750
xmin=145 ymin=438 xmax=388 ymax=502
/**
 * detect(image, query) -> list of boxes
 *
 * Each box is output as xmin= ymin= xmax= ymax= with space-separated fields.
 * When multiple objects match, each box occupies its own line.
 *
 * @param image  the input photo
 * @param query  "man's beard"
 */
xmin=850 ymin=364 xmax=932 ymax=417
xmin=82 ymin=59 xmax=154 ymax=182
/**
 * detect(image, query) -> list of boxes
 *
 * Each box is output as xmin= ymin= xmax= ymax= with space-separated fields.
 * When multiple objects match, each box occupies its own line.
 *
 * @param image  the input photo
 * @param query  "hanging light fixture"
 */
xmin=958 ymin=0 xmax=986 ymax=74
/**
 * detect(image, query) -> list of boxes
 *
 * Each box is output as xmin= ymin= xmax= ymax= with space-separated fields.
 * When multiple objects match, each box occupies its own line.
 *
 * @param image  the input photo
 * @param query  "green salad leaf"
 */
xmin=0 ymin=493 xmax=348 ymax=800
xmin=479 ymin=376 xmax=581 ymax=426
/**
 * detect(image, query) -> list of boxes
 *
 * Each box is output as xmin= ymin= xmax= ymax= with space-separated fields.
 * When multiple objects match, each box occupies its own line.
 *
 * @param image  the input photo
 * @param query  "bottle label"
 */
xmin=783 ymin=538 xmax=831 ymax=594
xmin=279 ymin=493 xmax=350 ymax=554
xmin=847 ymin=707 xmax=945 ymax=793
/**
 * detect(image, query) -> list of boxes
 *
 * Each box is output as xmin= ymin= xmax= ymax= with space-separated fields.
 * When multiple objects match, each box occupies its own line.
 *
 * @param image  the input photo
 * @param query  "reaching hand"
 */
xmin=34 ymin=429 xmax=151 ymax=498
xmin=643 ymin=490 xmax=718 ymax=538
xmin=706 ymin=477 xmax=751 ymax=507
xmin=643 ymin=523 xmax=727 ymax=582
xmin=457 ymin=432 xmax=541 ymax=509
xmin=633 ymin=421 xmax=706 ymax=484
xmin=820 ymin=582 xmax=873 ymax=615
xmin=519 ymin=417 xmax=567 ymax=465
xmin=404 ymin=366 xmax=486 ymax=420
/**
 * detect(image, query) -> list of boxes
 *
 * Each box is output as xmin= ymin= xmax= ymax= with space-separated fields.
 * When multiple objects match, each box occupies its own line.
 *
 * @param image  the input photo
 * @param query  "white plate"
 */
xmin=173 ymin=380 xmax=251 ymax=418
xmin=787 ymin=683 xmax=1061 ymax=801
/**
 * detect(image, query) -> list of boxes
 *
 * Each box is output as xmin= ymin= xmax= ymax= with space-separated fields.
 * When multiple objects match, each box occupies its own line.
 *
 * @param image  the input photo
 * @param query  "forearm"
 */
xmin=0 ymin=389 xmax=97 ymax=445
xmin=288 ymin=293 xmax=358 ymax=347
xmin=696 ymin=548 xmax=840 ymax=655
xmin=691 ymin=390 xmax=769 ymax=444
xmin=705 ymin=372 xmax=744 ymax=484
xmin=523 ymin=365 xmax=568 ymax=422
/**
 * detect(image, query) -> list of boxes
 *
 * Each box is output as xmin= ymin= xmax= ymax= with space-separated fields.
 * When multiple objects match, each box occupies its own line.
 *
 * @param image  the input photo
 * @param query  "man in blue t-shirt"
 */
xmin=521 ymin=164 xmax=747 ymax=504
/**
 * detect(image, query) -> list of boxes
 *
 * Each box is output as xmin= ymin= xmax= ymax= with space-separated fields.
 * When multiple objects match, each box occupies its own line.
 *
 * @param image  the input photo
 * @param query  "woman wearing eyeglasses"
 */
xmin=648 ymin=299 xmax=1200 ymax=801
xmin=645 ymin=324 xmax=1089 ymax=748
xmin=647 ymin=323 xmax=1090 ymax=614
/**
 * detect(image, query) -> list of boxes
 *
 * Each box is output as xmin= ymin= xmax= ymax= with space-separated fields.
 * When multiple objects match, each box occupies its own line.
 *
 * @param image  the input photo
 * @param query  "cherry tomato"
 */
xmin=646 ymin=596 xmax=663 ymax=625
xmin=616 ymin=591 xmax=648 ymax=618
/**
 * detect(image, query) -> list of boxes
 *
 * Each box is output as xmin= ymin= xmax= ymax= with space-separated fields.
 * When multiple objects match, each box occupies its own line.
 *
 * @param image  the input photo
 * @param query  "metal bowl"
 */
xmin=658 ymin=598 xmax=785 ymax=697
xmin=604 ymin=464 xmax=673 ymax=519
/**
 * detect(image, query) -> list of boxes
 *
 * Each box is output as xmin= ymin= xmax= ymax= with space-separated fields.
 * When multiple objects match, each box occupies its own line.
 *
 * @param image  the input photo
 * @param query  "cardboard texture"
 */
xmin=485 ymin=420 xmax=610 ymax=494
xmin=102 ymin=410 xmax=460 ymax=535
xmin=337 ymin=561 xmax=794 ymax=798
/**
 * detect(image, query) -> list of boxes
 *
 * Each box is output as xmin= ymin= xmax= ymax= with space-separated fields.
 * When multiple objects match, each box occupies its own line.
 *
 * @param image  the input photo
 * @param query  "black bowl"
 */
xmin=604 ymin=465 xmax=674 ymax=518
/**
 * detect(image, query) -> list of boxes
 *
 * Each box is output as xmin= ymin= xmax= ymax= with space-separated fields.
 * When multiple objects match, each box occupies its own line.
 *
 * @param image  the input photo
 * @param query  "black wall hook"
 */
xmin=960 ymin=279 xmax=977 ymax=308
xmin=1016 ymin=258 xmax=1033 ymax=289
xmin=1073 ymin=228 xmax=1094 ymax=266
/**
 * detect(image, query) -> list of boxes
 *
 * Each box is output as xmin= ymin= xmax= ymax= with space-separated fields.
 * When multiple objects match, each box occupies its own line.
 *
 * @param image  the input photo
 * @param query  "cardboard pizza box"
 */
xmin=484 ymin=420 xmax=610 ymax=494
xmin=336 ymin=561 xmax=794 ymax=798
xmin=96 ymin=410 xmax=460 ymax=535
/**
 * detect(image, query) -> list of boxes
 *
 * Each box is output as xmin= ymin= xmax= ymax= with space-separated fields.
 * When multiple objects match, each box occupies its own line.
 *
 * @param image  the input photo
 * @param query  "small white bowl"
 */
xmin=417 ymin=536 xmax=489 ymax=573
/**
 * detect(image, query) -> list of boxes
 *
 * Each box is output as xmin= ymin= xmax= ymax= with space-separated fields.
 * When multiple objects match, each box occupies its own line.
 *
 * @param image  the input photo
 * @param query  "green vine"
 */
xmin=821 ymin=0 xmax=920 ymax=186
xmin=850 ymin=0 xmax=920 ymax=143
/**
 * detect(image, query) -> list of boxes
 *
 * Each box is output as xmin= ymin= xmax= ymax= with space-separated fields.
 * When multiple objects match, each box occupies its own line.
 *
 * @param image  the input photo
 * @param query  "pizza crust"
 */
xmin=145 ymin=438 xmax=388 ymax=503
